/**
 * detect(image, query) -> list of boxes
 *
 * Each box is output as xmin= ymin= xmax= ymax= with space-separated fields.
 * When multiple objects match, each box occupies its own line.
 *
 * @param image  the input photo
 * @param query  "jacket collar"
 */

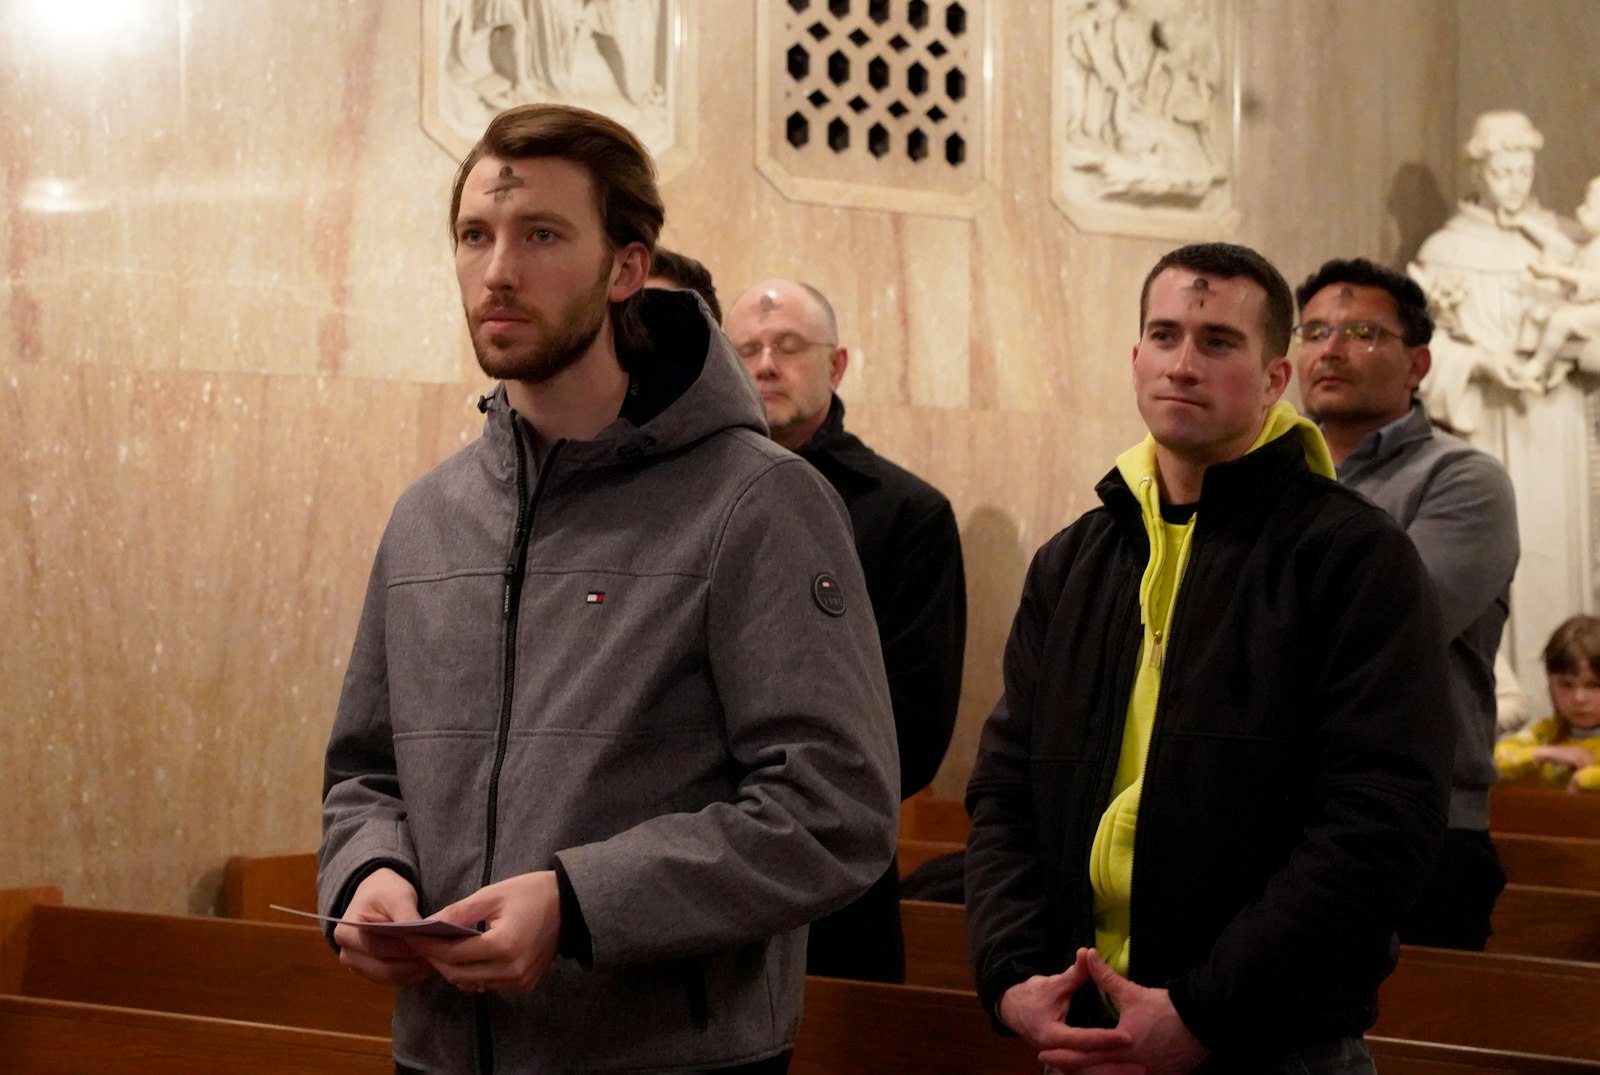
xmin=798 ymin=396 xmax=876 ymax=478
xmin=1098 ymin=427 xmax=1314 ymax=533
xmin=1334 ymin=401 xmax=1431 ymax=482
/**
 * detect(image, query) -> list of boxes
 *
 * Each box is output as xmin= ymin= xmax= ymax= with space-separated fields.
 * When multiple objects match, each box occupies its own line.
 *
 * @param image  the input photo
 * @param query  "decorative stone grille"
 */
xmin=757 ymin=0 xmax=994 ymax=216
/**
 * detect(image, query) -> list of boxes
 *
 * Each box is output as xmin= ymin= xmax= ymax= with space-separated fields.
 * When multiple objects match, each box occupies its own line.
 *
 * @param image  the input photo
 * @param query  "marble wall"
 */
xmin=2 ymin=0 xmax=1474 ymax=914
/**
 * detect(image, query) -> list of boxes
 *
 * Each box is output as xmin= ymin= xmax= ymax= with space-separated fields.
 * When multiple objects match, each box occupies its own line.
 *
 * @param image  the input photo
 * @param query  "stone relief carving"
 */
xmin=1407 ymin=110 xmax=1598 ymax=698
xmin=1052 ymin=0 xmax=1237 ymax=238
xmin=426 ymin=0 xmax=682 ymax=165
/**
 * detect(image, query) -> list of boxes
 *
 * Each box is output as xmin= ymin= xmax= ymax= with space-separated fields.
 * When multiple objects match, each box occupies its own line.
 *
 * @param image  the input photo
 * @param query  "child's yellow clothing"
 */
xmin=1494 ymin=717 xmax=1600 ymax=790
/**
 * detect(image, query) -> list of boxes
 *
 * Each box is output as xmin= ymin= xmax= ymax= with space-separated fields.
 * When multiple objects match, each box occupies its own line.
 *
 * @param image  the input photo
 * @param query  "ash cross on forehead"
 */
xmin=758 ymin=290 xmax=778 ymax=313
xmin=1184 ymin=275 xmax=1210 ymax=308
xmin=489 ymin=164 xmax=524 ymax=201
xmin=1340 ymin=285 xmax=1355 ymax=298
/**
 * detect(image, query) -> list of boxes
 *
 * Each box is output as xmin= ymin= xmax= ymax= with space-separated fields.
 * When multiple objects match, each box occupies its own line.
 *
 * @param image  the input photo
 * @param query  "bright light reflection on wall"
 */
xmin=25 ymin=0 xmax=149 ymax=42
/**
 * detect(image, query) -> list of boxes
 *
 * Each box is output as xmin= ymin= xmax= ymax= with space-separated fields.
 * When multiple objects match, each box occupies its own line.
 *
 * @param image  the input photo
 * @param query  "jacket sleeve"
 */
xmin=1168 ymin=514 xmax=1453 ymax=1055
xmin=879 ymin=496 xmax=967 ymax=798
xmin=316 ymin=537 xmax=421 ymax=935
xmin=964 ymin=535 xmax=1072 ymax=1025
xmin=552 ymin=456 xmax=900 ymax=969
xmin=1403 ymin=450 xmax=1518 ymax=640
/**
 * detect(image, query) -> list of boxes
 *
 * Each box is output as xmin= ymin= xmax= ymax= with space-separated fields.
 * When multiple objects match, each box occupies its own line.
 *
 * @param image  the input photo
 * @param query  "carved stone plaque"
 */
xmin=422 ymin=0 xmax=695 ymax=179
xmin=1051 ymin=0 xmax=1240 ymax=238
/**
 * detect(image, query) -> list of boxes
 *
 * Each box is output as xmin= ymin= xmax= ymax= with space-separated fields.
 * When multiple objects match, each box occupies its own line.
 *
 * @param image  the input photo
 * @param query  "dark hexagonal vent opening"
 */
xmin=945 ymin=68 xmax=966 ymax=100
xmin=828 ymin=49 xmax=850 ymax=84
xmin=787 ymin=45 xmax=810 ymax=81
xmin=868 ymin=0 xmax=890 ymax=23
xmin=787 ymin=0 xmax=809 ymax=11
xmin=828 ymin=117 xmax=850 ymax=152
xmin=828 ymin=0 xmax=849 ymax=16
xmin=945 ymin=132 xmax=966 ymax=165
xmin=907 ymin=62 xmax=928 ymax=95
xmin=908 ymin=0 xmax=930 ymax=29
xmin=787 ymin=112 xmax=810 ymax=148
xmin=946 ymin=3 xmax=967 ymax=35
xmin=868 ymin=56 xmax=890 ymax=90
xmin=868 ymin=123 xmax=890 ymax=158
xmin=907 ymin=129 xmax=929 ymax=162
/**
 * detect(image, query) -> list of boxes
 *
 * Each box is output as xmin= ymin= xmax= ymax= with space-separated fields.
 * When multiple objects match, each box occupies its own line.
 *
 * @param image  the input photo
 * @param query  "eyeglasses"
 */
xmin=1290 ymin=321 xmax=1404 ymax=351
xmin=732 ymin=333 xmax=836 ymax=361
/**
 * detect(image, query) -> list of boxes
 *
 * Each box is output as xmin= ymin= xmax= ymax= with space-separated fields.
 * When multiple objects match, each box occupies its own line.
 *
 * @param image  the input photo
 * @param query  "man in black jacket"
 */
xmin=964 ymin=243 xmax=1453 ymax=1074
xmin=726 ymin=278 xmax=968 ymax=983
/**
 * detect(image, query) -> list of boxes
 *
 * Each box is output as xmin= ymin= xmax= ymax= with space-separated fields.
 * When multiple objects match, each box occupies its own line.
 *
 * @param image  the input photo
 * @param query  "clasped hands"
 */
xmin=999 ymin=947 xmax=1207 ymax=1075
xmin=333 ymin=867 xmax=562 ymax=994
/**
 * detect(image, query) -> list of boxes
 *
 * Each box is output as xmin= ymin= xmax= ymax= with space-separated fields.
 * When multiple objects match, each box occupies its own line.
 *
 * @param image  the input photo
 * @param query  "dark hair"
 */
xmin=649 ymin=247 xmax=722 ymax=324
xmin=450 ymin=104 xmax=665 ymax=352
xmin=1138 ymin=243 xmax=1295 ymax=361
xmin=1544 ymin=615 xmax=1600 ymax=679
xmin=1294 ymin=257 xmax=1434 ymax=347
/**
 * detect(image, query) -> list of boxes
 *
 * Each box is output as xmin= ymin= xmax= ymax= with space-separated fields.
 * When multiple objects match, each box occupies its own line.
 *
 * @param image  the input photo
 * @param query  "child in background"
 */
xmin=1496 ymin=615 xmax=1600 ymax=791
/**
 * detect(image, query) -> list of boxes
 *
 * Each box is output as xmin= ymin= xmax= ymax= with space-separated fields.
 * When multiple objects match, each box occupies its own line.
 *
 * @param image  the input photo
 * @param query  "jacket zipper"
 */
xmin=1123 ymin=517 xmax=1204 ymax=983
xmin=476 ymin=416 xmax=563 ymax=1075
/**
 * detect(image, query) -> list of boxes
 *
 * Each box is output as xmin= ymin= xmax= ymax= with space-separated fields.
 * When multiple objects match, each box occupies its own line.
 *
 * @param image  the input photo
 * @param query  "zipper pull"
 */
xmin=503 ymin=565 xmax=516 ymax=620
xmin=1150 ymin=628 xmax=1163 ymax=670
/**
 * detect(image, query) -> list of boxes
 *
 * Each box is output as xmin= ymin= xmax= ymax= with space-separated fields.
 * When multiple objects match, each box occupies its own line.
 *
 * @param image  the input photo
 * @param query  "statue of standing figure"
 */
xmin=1408 ymin=109 xmax=1595 ymax=712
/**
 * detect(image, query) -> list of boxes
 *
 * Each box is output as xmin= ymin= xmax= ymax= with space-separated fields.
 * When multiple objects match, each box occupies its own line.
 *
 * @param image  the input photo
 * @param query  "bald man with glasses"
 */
xmin=1294 ymin=256 xmax=1519 ymax=951
xmin=725 ymin=278 xmax=967 ymax=983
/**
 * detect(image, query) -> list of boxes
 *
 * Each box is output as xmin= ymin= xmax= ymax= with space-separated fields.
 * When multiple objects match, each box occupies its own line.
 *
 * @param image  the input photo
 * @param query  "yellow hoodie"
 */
xmin=1089 ymin=401 xmax=1335 ymax=976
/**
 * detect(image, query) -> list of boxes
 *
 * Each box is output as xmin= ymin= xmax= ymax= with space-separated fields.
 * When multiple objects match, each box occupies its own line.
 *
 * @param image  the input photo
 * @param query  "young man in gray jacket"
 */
xmin=317 ymin=103 xmax=899 ymax=1074
xmin=1295 ymin=257 xmax=1519 ymax=950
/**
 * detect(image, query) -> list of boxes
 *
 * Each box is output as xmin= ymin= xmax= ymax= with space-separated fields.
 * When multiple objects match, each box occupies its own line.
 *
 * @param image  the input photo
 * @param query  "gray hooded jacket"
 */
xmin=318 ymin=292 xmax=899 ymax=1073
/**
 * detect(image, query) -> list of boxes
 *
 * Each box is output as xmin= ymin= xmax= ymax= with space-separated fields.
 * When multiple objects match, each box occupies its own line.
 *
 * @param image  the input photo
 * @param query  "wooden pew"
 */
xmin=900 ymin=793 xmax=970 ymax=844
xmin=1493 ymin=784 xmax=1600 ymax=839
xmin=790 ymin=977 xmax=1600 ymax=1074
xmin=1489 ymin=884 xmax=1600 ymax=962
xmin=1366 ymin=1037 xmax=1600 ymax=1073
xmin=17 ymin=903 xmax=392 ymax=1037
xmin=0 ymin=995 xmax=391 ymax=1075
xmin=221 ymin=851 xmax=318 ymax=922
xmin=1497 ymin=832 xmax=1600 ymax=892
xmin=1378 ymin=948 xmax=1600 ymax=1060
xmin=901 ymin=899 xmax=1600 ymax=1061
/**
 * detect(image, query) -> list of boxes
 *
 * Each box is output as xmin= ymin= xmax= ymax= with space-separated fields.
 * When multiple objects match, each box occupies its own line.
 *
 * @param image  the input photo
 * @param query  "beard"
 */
xmin=468 ymin=260 xmax=612 ymax=386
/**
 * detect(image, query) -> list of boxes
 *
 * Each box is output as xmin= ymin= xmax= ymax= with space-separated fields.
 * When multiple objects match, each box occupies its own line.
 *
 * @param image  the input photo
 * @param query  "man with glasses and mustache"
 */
xmin=724 ymin=279 xmax=967 ymax=984
xmin=1295 ymin=257 xmax=1519 ymax=952
xmin=317 ymin=105 xmax=899 ymax=1074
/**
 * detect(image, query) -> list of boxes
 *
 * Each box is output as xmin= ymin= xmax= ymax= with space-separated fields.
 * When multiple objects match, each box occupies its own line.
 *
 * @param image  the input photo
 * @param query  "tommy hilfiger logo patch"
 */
xmin=586 ymin=592 xmax=606 ymax=605
xmin=812 ymin=574 xmax=845 ymax=617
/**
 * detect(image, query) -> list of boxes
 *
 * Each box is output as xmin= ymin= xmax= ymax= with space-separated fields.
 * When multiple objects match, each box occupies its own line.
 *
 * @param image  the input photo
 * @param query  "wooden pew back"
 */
xmin=0 ymin=995 xmax=391 ymax=1075
xmin=19 ymin=905 xmax=392 ymax=1037
xmin=222 ymin=852 xmax=317 ymax=922
xmin=1496 ymin=833 xmax=1600 ymax=892
xmin=1489 ymin=884 xmax=1600 ymax=962
xmin=1492 ymin=785 xmax=1600 ymax=839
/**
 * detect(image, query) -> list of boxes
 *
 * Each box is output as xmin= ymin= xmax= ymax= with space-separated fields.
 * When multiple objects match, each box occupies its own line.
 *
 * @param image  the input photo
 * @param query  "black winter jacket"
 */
xmin=964 ymin=433 xmax=1453 ymax=1062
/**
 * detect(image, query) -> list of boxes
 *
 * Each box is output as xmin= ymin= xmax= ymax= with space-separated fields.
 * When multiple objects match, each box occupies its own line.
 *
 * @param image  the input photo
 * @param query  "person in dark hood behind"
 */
xmin=317 ymin=103 xmax=898 ymax=1075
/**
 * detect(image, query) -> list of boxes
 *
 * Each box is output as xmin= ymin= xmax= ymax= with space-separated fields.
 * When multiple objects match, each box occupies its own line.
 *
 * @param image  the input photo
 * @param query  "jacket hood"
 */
xmin=476 ymin=288 xmax=767 ymax=475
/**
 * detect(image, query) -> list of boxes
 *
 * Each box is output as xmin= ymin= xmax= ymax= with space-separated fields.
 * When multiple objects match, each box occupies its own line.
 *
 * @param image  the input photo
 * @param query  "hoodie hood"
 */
xmin=476 ymin=288 xmax=768 ymax=475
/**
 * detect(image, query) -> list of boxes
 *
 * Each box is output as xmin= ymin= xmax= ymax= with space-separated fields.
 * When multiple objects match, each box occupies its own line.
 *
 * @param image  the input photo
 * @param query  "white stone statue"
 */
xmin=1521 ymin=175 xmax=1600 ymax=389
xmin=1408 ymin=109 xmax=1593 ymax=701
